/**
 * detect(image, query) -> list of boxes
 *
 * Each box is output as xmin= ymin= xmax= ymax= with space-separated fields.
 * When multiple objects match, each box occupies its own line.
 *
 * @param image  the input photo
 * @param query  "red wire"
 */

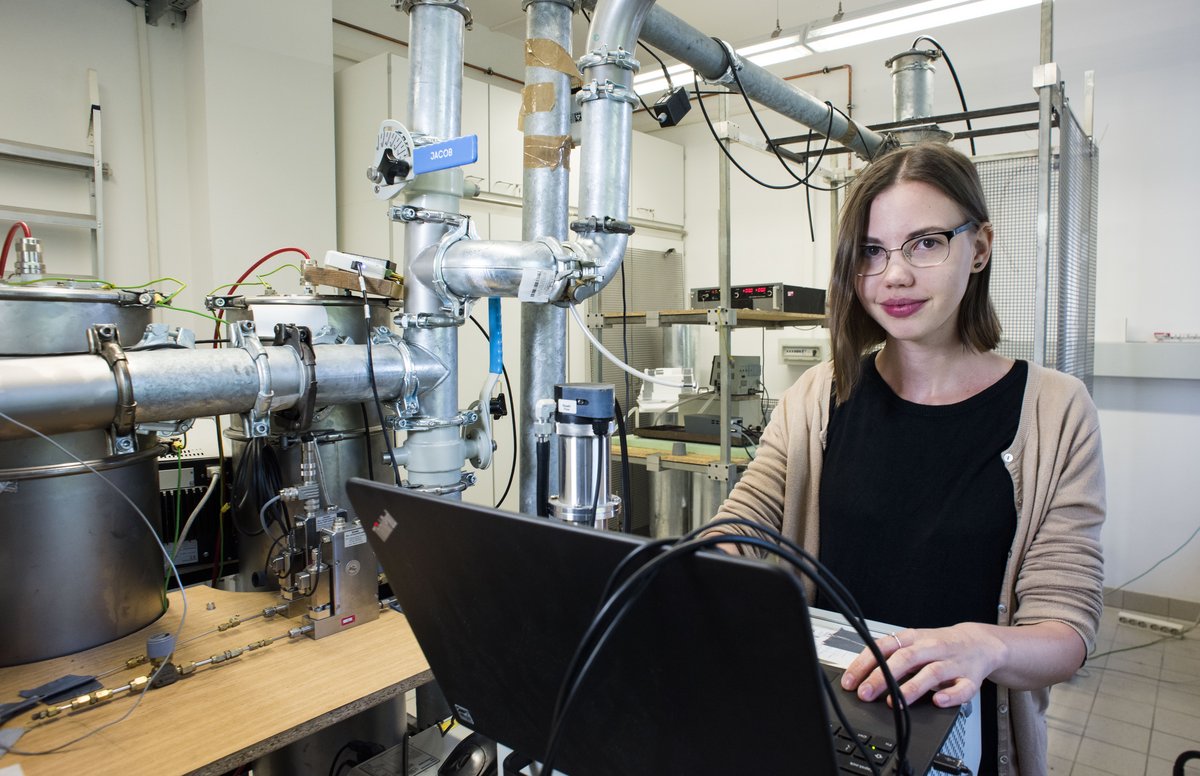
xmin=1 ymin=221 xmax=33 ymax=277
xmin=211 ymin=247 xmax=312 ymax=347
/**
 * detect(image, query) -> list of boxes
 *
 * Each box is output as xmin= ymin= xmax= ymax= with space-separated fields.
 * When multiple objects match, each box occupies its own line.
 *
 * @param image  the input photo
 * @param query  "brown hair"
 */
xmin=828 ymin=143 xmax=1000 ymax=404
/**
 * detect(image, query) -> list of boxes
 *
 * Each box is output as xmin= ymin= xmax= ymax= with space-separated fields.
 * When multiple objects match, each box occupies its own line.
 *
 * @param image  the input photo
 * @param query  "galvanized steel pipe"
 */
xmin=638 ymin=4 xmax=887 ymax=160
xmin=519 ymin=0 xmax=573 ymax=513
xmin=0 ymin=344 xmax=448 ymax=442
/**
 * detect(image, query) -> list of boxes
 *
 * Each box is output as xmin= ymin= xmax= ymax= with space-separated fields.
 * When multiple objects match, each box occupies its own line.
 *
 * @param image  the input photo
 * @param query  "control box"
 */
xmin=691 ymin=283 xmax=826 ymax=314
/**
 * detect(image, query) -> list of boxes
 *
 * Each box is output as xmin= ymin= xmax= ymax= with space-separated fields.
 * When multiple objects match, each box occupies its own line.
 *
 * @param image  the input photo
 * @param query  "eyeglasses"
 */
xmin=855 ymin=221 xmax=976 ymax=277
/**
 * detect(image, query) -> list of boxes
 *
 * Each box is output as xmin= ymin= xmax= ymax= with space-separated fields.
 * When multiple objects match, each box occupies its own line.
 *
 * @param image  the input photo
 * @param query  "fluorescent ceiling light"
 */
xmin=632 ymin=36 xmax=812 ymax=96
xmin=807 ymin=0 xmax=1040 ymax=53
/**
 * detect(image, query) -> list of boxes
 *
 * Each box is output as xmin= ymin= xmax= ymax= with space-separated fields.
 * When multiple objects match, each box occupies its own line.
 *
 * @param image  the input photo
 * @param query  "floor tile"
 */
xmin=1152 ymin=707 xmax=1200 ymax=743
xmin=1091 ymin=691 xmax=1156 ymax=728
xmin=1099 ymin=672 xmax=1160 ymax=706
xmin=1070 ymin=763 xmax=1122 ymax=776
xmin=1164 ymin=653 xmax=1200 ymax=678
xmin=1107 ymin=656 xmax=1163 ymax=681
xmin=1156 ymin=686 xmax=1200 ymax=717
xmin=1048 ymin=703 xmax=1090 ymax=736
xmin=1048 ymin=728 xmax=1082 ymax=760
xmin=1075 ymin=738 xmax=1149 ymax=775
xmin=1047 ymin=752 xmax=1074 ymax=773
xmin=1083 ymin=713 xmax=1151 ymax=753
xmin=1150 ymin=730 xmax=1200 ymax=762
xmin=1055 ymin=684 xmax=1102 ymax=712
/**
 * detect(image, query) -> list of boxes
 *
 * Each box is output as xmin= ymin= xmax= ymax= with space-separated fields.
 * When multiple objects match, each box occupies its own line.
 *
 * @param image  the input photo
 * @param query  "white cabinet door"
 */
xmin=488 ymin=85 xmax=525 ymax=199
xmin=630 ymin=131 xmax=684 ymax=227
xmin=461 ymin=76 xmax=490 ymax=193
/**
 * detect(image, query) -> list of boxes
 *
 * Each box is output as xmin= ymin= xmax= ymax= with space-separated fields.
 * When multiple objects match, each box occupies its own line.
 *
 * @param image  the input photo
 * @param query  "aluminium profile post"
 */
xmin=518 ymin=0 xmax=573 ymax=516
xmin=717 ymin=91 xmax=733 ymax=476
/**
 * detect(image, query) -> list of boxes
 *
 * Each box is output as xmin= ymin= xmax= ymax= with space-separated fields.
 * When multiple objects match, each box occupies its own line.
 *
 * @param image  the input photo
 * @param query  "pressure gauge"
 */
xmin=367 ymin=119 xmax=415 ymax=200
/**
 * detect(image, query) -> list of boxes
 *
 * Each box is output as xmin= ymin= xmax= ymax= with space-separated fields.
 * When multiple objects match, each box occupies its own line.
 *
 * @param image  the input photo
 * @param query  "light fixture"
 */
xmin=805 ymin=0 xmax=1040 ymax=53
xmin=632 ymin=35 xmax=813 ymax=96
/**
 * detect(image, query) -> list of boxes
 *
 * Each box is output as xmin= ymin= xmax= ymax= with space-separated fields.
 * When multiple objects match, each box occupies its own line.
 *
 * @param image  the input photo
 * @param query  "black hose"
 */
xmin=614 ymin=399 xmax=632 ymax=534
xmin=536 ymin=438 xmax=551 ymax=518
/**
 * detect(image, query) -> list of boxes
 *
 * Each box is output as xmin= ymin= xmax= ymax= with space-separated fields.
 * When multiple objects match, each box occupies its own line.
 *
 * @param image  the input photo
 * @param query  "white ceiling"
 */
xmin=470 ymin=0 xmax=850 ymax=61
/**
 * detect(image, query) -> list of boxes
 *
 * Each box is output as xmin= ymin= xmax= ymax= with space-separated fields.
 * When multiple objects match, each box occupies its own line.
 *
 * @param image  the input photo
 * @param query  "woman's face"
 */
xmin=854 ymin=180 xmax=992 ymax=350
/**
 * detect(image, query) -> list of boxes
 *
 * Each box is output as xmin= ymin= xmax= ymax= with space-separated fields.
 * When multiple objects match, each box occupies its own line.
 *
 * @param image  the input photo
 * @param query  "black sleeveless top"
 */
xmin=816 ymin=354 xmax=1026 ymax=776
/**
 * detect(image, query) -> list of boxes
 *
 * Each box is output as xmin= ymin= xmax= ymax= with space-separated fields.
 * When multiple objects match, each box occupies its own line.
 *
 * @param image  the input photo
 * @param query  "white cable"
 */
xmin=567 ymin=304 xmax=694 ymax=390
xmin=259 ymin=493 xmax=284 ymax=536
xmin=171 ymin=470 xmax=221 ymax=562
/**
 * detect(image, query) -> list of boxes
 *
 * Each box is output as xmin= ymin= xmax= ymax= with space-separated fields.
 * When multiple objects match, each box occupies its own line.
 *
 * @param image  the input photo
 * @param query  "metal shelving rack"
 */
xmin=0 ymin=69 xmax=106 ymax=277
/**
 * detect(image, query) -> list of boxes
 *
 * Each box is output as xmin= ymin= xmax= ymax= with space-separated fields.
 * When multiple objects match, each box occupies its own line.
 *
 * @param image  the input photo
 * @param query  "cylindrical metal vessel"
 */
xmin=888 ymin=49 xmax=939 ymax=122
xmin=548 ymin=383 xmax=621 ymax=529
xmin=0 ymin=284 xmax=162 ymax=666
xmin=223 ymin=295 xmax=398 ymax=591
xmin=649 ymin=442 xmax=690 ymax=538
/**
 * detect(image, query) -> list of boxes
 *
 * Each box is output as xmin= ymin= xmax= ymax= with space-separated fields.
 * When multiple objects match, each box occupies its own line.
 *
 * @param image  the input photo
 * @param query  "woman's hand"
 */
xmin=839 ymin=620 xmax=1086 ymax=707
xmin=839 ymin=622 xmax=1008 ymax=708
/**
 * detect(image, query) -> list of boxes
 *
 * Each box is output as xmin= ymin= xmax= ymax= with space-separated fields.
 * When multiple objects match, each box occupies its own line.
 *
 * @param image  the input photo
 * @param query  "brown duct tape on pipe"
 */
xmin=524 ymin=134 xmax=573 ymax=170
xmin=525 ymin=38 xmax=582 ymax=89
xmin=518 ymin=82 xmax=557 ymax=132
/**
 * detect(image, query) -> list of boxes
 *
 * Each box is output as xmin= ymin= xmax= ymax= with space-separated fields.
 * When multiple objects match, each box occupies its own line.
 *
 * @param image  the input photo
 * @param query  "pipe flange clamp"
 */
xmin=521 ymin=0 xmax=576 ymax=9
xmin=272 ymin=323 xmax=317 ymax=433
xmin=577 ymin=46 xmax=640 ymax=74
xmin=704 ymin=39 xmax=744 ymax=87
xmin=232 ymin=320 xmax=275 ymax=438
xmin=396 ymin=0 xmax=472 ymax=29
xmin=373 ymin=328 xmax=421 ymax=418
xmin=430 ymin=216 xmax=479 ymax=319
xmin=87 ymin=324 xmax=137 ymax=454
xmin=577 ymin=79 xmax=640 ymax=106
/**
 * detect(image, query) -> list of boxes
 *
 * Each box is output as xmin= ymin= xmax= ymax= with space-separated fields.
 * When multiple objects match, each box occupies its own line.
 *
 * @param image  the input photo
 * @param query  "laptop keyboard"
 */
xmin=830 ymin=721 xmax=896 ymax=775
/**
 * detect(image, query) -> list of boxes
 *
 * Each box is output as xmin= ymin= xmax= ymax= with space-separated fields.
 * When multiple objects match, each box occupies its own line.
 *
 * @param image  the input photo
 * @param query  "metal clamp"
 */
xmin=577 ymin=46 xmax=640 ymax=74
xmin=430 ymin=215 xmax=479 ymax=319
xmin=704 ymin=39 xmax=743 ymax=87
xmin=204 ymin=295 xmax=247 ymax=313
xmin=388 ymin=409 xmax=478 ymax=432
xmin=403 ymin=472 xmax=477 ymax=496
xmin=372 ymin=328 xmax=422 ymax=418
xmin=231 ymin=320 xmax=274 ymax=438
xmin=394 ymin=312 xmax=464 ymax=329
xmin=577 ymin=79 xmax=640 ymax=107
xmin=396 ymin=0 xmax=472 ymax=29
xmin=272 ymin=323 xmax=318 ymax=433
xmin=87 ymin=324 xmax=137 ymax=454
xmin=388 ymin=204 xmax=468 ymax=226
xmin=570 ymin=215 xmax=636 ymax=236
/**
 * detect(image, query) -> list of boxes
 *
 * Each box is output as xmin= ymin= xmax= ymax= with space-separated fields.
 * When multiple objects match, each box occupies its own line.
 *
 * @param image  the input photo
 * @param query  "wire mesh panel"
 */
xmin=1055 ymin=105 xmax=1100 ymax=392
xmin=593 ymin=247 xmax=687 ymax=408
xmin=977 ymin=154 xmax=1041 ymax=363
xmin=977 ymin=104 xmax=1099 ymax=392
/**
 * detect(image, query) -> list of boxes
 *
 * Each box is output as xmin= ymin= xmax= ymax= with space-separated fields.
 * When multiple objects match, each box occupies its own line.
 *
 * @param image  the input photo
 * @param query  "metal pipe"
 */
xmin=519 ymin=0 xmax=573 ymax=514
xmin=0 ymin=344 xmax=448 ymax=442
xmin=398 ymin=0 xmax=468 ymax=492
xmin=637 ymin=5 xmax=886 ymax=160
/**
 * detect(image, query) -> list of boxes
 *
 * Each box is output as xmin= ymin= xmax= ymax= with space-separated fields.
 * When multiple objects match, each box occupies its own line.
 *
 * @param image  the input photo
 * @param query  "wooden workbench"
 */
xmin=0 ymin=587 xmax=431 ymax=775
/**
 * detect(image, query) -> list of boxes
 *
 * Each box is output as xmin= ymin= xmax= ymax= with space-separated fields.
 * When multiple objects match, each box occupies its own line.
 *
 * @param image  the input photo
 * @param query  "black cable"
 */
xmin=637 ymin=41 xmax=675 ymax=90
xmin=536 ymin=437 xmax=551 ymax=517
xmin=541 ymin=526 xmax=910 ymax=776
xmin=359 ymin=403 xmax=376 ymax=481
xmin=718 ymin=37 xmax=838 ymax=192
xmin=619 ymin=263 xmax=631 ymax=414
xmin=613 ymin=398 xmax=632 ymax=534
xmin=358 ymin=269 xmax=402 ymax=486
xmin=911 ymin=36 xmax=976 ymax=156
xmin=468 ymin=314 xmax=518 ymax=510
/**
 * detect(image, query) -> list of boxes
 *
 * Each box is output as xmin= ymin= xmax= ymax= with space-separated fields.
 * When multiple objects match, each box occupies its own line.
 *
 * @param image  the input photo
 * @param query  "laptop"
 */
xmin=347 ymin=478 xmax=960 ymax=775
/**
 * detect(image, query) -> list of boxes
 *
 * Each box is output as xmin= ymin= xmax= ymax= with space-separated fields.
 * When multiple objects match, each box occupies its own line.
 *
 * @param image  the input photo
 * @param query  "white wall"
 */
xmin=652 ymin=0 xmax=1200 ymax=602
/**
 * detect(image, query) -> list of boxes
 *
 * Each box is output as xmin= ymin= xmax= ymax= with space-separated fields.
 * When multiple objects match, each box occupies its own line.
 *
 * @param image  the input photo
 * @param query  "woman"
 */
xmin=705 ymin=143 xmax=1104 ymax=775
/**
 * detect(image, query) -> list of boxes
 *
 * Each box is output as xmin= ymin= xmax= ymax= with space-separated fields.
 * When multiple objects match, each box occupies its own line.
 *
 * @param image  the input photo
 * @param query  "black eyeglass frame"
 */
xmin=855 ymin=220 xmax=977 ymax=277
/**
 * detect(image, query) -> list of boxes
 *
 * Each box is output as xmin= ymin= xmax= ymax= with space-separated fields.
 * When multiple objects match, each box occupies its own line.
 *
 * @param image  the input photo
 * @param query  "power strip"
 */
xmin=1117 ymin=610 xmax=1186 ymax=636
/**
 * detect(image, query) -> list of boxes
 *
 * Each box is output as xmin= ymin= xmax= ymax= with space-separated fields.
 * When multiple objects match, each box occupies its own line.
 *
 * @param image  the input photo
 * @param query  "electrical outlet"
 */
xmin=1116 ymin=610 xmax=1186 ymax=636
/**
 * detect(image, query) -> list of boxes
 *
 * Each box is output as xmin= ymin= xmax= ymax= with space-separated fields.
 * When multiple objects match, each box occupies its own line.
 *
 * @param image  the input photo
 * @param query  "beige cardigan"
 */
xmin=712 ymin=360 xmax=1105 ymax=775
